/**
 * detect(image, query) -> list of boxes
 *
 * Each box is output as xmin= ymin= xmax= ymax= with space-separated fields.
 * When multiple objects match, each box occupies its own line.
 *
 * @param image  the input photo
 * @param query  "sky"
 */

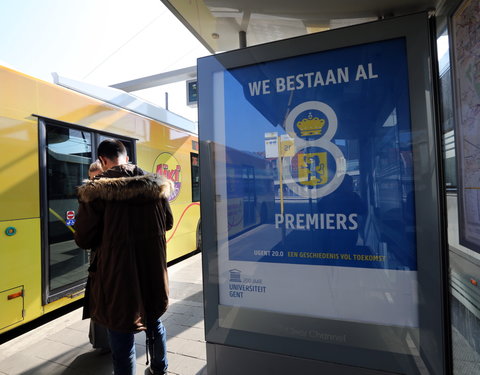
xmin=0 ymin=0 xmax=210 ymax=122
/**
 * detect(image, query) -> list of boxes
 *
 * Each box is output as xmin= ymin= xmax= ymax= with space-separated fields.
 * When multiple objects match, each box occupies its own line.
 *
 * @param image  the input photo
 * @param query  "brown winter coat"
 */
xmin=74 ymin=164 xmax=173 ymax=333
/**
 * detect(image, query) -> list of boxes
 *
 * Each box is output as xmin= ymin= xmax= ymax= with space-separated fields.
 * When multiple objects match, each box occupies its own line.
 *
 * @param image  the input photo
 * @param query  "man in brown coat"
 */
xmin=74 ymin=139 xmax=173 ymax=375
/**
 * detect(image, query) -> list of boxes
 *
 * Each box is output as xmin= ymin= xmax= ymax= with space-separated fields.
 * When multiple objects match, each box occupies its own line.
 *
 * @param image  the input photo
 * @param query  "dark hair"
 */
xmin=97 ymin=139 xmax=127 ymax=161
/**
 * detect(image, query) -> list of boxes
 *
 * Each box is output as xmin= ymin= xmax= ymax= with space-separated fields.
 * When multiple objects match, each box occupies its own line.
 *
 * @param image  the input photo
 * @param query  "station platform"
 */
xmin=2 ymin=249 xmax=480 ymax=375
xmin=0 ymin=253 xmax=206 ymax=375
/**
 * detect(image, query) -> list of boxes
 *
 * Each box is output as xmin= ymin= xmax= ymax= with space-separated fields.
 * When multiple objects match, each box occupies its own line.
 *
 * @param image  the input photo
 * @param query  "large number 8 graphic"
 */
xmin=283 ymin=101 xmax=346 ymax=199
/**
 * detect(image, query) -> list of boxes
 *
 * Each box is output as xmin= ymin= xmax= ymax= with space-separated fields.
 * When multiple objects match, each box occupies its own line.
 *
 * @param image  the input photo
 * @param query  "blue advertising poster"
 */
xmin=223 ymin=38 xmax=416 ymax=271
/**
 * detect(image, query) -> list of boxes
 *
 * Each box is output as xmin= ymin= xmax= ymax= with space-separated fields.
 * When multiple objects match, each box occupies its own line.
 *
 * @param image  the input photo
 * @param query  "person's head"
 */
xmin=88 ymin=160 xmax=103 ymax=180
xmin=97 ymin=139 xmax=129 ymax=170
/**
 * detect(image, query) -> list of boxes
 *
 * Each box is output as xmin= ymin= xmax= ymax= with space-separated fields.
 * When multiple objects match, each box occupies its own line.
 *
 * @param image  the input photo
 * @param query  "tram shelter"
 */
xmin=111 ymin=1 xmax=480 ymax=374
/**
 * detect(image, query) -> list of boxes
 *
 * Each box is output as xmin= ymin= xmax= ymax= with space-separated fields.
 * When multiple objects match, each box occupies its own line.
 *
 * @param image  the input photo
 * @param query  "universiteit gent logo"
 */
xmin=229 ymin=269 xmax=242 ymax=283
xmin=152 ymin=152 xmax=181 ymax=201
xmin=283 ymin=101 xmax=346 ymax=199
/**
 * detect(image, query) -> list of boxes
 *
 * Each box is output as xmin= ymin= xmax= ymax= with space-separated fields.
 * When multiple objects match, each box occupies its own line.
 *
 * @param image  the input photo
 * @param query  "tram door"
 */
xmin=39 ymin=118 xmax=135 ymax=304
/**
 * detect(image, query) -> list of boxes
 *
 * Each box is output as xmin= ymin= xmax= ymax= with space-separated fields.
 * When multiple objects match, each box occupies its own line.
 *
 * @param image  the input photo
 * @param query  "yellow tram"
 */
xmin=0 ymin=66 xmax=200 ymax=334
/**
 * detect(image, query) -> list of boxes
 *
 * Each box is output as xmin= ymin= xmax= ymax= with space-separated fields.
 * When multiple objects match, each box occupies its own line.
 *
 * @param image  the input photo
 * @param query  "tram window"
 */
xmin=45 ymin=124 xmax=92 ymax=293
xmin=191 ymin=153 xmax=200 ymax=202
xmin=47 ymin=126 xmax=92 ymax=199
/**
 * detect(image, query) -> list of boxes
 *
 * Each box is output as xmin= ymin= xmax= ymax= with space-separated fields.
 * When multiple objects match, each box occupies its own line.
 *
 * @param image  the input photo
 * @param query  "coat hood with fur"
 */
xmin=77 ymin=164 xmax=174 ymax=203
xmin=74 ymin=163 xmax=174 ymax=332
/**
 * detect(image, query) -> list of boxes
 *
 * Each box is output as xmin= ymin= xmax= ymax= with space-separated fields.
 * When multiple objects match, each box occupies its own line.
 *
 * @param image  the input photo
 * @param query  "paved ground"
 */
xmin=2 ymin=251 xmax=480 ymax=375
xmin=0 ymin=253 xmax=206 ymax=375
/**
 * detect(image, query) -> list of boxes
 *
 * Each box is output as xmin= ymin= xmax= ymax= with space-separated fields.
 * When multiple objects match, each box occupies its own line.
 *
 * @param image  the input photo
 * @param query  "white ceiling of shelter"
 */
xmin=161 ymin=0 xmax=443 ymax=52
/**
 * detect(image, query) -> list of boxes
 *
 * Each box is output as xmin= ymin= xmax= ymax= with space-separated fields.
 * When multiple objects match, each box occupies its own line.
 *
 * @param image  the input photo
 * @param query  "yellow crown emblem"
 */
xmin=296 ymin=113 xmax=325 ymax=136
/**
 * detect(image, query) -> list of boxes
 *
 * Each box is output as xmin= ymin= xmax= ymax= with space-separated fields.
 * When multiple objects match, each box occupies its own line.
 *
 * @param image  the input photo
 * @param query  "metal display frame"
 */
xmin=198 ymin=12 xmax=450 ymax=375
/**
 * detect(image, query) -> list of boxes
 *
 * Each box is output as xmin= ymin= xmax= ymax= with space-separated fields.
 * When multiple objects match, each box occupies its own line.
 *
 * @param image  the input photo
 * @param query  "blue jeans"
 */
xmin=107 ymin=318 xmax=167 ymax=375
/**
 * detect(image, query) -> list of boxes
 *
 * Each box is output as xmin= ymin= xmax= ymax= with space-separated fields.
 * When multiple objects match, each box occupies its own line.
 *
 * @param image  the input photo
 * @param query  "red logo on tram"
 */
xmin=156 ymin=164 xmax=181 ymax=183
xmin=153 ymin=153 xmax=182 ymax=201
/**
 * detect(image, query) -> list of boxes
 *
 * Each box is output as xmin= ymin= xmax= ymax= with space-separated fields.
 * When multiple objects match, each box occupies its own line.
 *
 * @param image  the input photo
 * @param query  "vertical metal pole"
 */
xmin=239 ymin=31 xmax=247 ymax=49
xmin=165 ymin=92 xmax=169 ymax=111
xmin=277 ymin=136 xmax=284 ymax=215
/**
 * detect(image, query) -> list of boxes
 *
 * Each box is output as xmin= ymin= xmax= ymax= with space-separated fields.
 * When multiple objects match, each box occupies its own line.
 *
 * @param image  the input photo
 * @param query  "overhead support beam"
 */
xmin=240 ymin=10 xmax=251 ymax=32
xmin=110 ymin=65 xmax=197 ymax=92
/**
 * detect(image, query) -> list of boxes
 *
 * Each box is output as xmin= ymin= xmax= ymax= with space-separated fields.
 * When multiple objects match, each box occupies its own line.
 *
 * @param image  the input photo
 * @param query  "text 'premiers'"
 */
xmin=275 ymin=213 xmax=358 ymax=230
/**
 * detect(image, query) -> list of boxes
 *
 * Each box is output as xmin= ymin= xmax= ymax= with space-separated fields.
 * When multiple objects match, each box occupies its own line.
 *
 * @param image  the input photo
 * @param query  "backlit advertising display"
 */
xmin=199 ymin=13 xmax=449 ymax=374
xmin=213 ymin=38 xmax=418 ymax=328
